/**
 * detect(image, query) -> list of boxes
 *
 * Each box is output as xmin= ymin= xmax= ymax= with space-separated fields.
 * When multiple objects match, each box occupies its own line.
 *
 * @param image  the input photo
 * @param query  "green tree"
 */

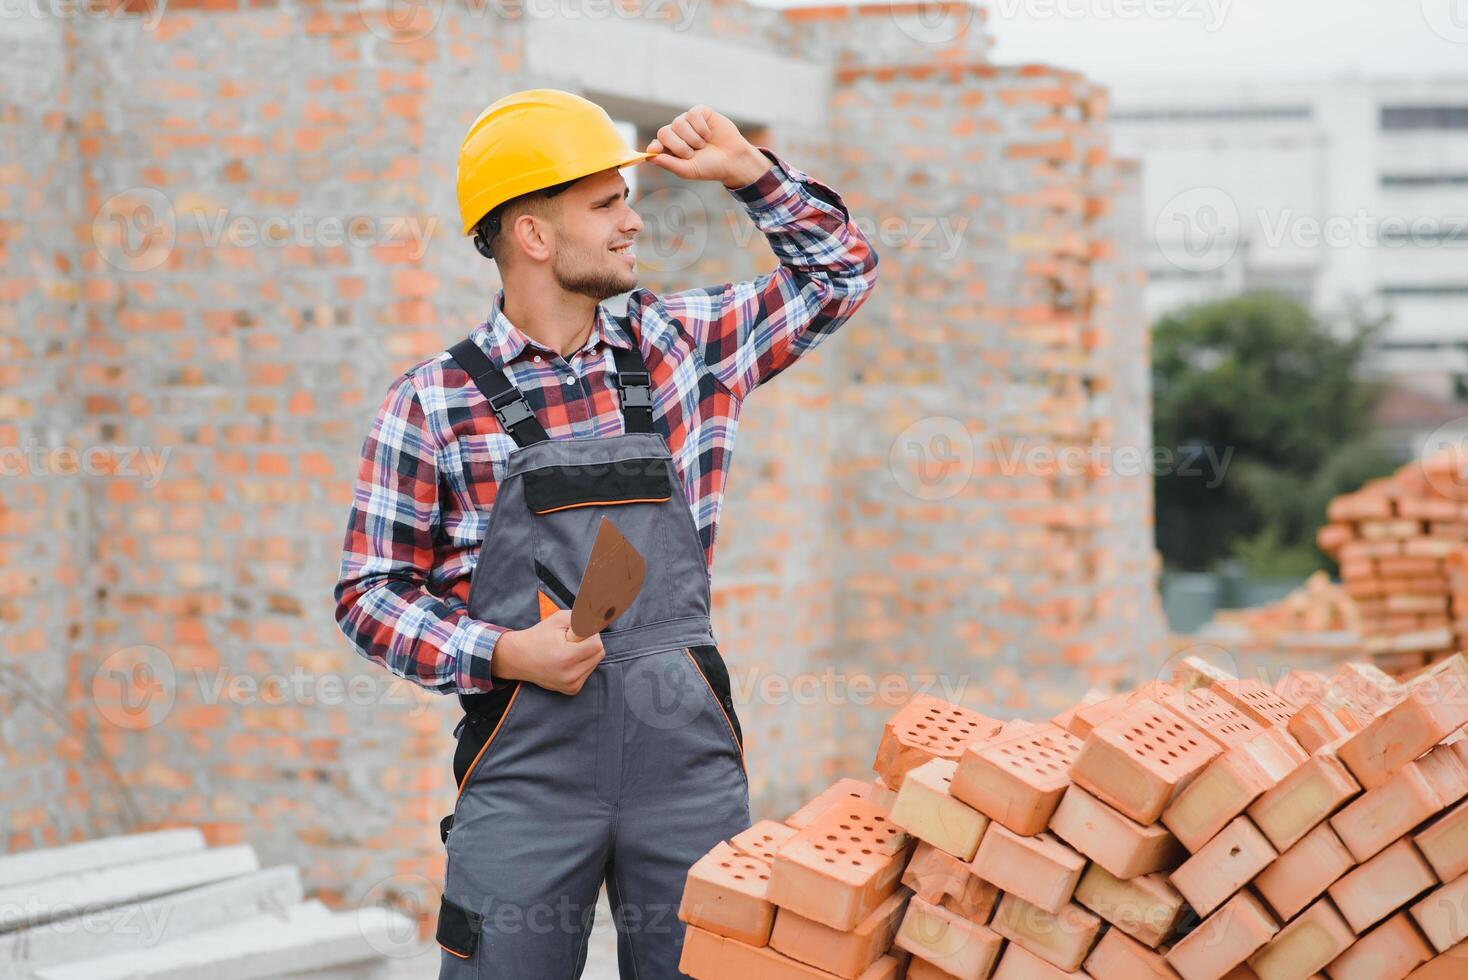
xmin=1152 ymin=291 xmax=1396 ymax=574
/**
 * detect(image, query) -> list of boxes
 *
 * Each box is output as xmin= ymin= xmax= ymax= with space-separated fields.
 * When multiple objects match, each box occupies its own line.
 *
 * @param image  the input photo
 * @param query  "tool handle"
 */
xmin=567 ymin=628 xmax=586 ymax=644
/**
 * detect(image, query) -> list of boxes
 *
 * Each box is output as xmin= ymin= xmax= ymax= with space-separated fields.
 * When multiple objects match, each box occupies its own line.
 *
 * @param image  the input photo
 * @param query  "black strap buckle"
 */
xmin=488 ymin=389 xmax=534 ymax=430
xmin=617 ymin=370 xmax=652 ymax=409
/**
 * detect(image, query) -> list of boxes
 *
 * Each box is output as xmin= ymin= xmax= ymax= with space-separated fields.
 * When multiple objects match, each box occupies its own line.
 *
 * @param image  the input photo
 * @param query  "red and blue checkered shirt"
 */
xmin=333 ymin=146 xmax=879 ymax=694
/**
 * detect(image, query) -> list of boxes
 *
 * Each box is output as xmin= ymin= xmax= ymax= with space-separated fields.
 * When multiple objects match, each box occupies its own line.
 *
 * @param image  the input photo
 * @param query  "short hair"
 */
xmin=474 ymin=176 xmax=580 ymax=264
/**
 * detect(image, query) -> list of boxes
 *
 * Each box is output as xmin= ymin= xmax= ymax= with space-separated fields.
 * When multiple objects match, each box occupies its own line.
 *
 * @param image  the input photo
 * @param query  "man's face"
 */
xmin=548 ymin=167 xmax=644 ymax=301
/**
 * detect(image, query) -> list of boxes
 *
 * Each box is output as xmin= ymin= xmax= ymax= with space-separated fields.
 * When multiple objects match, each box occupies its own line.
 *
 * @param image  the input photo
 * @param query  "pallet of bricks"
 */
xmin=677 ymin=654 xmax=1468 ymax=978
xmin=1317 ymin=451 xmax=1468 ymax=675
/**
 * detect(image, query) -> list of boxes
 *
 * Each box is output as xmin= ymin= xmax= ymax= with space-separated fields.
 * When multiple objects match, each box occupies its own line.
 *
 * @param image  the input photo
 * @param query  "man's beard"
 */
xmin=552 ymin=240 xmax=636 ymax=300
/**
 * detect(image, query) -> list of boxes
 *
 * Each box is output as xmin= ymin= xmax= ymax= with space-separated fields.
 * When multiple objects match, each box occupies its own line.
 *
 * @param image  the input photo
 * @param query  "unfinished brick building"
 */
xmin=0 ymin=0 xmax=1164 ymax=922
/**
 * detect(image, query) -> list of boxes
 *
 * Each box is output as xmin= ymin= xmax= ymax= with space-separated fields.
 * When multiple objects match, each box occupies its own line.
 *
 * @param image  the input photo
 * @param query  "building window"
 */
xmin=1381 ymin=105 xmax=1468 ymax=131
xmin=1381 ymin=173 xmax=1468 ymax=189
xmin=1112 ymin=105 xmax=1313 ymax=124
xmin=1379 ymin=284 xmax=1468 ymax=297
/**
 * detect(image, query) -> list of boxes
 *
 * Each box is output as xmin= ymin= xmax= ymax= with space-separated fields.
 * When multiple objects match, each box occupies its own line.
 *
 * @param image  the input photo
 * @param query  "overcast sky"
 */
xmin=756 ymin=0 xmax=1468 ymax=87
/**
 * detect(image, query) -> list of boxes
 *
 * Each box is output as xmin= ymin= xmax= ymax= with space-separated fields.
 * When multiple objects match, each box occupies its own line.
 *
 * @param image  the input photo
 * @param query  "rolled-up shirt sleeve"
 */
xmin=332 ymin=373 xmax=501 ymax=694
xmin=655 ymin=145 xmax=880 ymax=402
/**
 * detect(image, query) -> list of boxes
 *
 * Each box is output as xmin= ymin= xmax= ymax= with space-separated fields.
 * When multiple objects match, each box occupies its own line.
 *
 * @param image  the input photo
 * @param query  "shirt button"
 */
xmin=533 ymin=354 xmax=542 ymax=362
xmin=564 ymin=375 xmax=576 ymax=386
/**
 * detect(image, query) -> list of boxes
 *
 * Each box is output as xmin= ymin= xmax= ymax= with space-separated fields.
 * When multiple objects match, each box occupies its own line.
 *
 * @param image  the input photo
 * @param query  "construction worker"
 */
xmin=332 ymin=89 xmax=878 ymax=978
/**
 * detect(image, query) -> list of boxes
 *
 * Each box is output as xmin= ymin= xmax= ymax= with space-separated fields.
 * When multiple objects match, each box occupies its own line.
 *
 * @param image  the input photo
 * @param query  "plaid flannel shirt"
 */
xmin=333 ymin=146 xmax=879 ymax=694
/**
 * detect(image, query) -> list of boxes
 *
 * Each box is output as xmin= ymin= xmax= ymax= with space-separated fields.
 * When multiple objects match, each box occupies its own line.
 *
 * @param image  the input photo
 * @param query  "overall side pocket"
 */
xmin=685 ymin=645 xmax=745 ymax=771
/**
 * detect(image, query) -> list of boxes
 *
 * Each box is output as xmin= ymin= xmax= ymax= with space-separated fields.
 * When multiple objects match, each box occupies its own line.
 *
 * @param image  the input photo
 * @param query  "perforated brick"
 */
xmin=893 ymin=895 xmax=1004 ymax=979
xmin=1050 ymin=782 xmax=1184 ymax=878
xmin=1212 ymin=679 xmax=1302 ymax=728
xmin=731 ymin=820 xmax=798 ymax=864
xmin=1253 ymin=821 xmax=1356 ymax=921
xmin=971 ymin=822 xmax=1086 ymax=914
xmin=1247 ymin=752 xmax=1362 ymax=852
xmin=768 ymin=889 xmax=908 ymax=979
xmin=990 ymin=892 xmax=1102 ymax=973
xmin=1415 ymin=796 xmax=1468 ymax=880
xmin=1323 ymin=911 xmax=1433 ymax=980
xmin=1165 ymin=889 xmax=1278 ymax=980
xmin=888 ymin=757 xmax=989 ymax=860
xmin=1070 ymin=700 xmax=1222 ymax=825
xmin=678 ymin=841 xmax=776 ymax=947
xmin=1083 ymin=926 xmax=1178 ymax=979
xmin=1411 ymin=872 xmax=1468 ymax=953
xmin=901 ymin=839 xmax=1000 ymax=924
xmin=786 ymin=779 xmax=882 ymax=831
xmin=768 ymin=797 xmax=910 ymax=931
xmin=1168 ymin=815 xmax=1277 ymax=919
xmin=1072 ymin=864 xmax=1184 ymax=948
xmin=1159 ymin=688 xmax=1262 ymax=750
xmin=951 ymin=723 xmax=1082 ymax=835
xmin=1247 ymin=895 xmax=1355 ymax=980
xmin=872 ymin=696 xmax=1003 ymax=791
xmin=1328 ymin=837 xmax=1439 ymax=934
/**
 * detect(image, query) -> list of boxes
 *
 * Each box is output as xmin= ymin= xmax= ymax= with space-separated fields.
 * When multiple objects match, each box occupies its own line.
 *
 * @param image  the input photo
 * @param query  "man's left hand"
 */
xmin=645 ymin=106 xmax=771 ymax=190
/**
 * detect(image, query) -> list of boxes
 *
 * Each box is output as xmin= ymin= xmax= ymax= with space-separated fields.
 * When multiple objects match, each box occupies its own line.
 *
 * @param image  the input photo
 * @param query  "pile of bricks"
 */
xmin=1198 ymin=571 xmax=1366 ymax=671
xmin=677 ymin=654 xmax=1468 ymax=978
xmin=1318 ymin=452 xmax=1468 ymax=673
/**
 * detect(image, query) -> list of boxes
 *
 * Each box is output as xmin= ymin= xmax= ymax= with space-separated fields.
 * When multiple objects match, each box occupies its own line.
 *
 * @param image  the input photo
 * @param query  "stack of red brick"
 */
xmin=1318 ymin=452 xmax=1468 ymax=673
xmin=1203 ymin=570 xmax=1364 ymax=665
xmin=678 ymin=655 xmax=1468 ymax=978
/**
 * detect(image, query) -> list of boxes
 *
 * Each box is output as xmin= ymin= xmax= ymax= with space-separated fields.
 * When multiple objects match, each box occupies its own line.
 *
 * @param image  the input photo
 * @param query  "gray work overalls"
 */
xmin=434 ymin=322 xmax=751 ymax=979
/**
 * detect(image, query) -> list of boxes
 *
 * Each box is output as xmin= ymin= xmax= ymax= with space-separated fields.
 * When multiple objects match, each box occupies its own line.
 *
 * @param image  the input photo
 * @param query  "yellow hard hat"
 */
xmin=456 ymin=89 xmax=656 ymax=236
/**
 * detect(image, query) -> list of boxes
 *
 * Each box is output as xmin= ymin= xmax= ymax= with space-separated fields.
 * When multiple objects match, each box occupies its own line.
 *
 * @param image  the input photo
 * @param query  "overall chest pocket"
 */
xmin=523 ymin=456 xmax=678 ymax=625
xmin=521 ymin=456 xmax=674 ymax=514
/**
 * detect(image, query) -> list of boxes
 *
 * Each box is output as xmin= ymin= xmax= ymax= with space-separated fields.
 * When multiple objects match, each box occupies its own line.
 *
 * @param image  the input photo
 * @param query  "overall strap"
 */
xmin=447 ymin=338 xmax=549 ymax=448
xmin=612 ymin=342 xmax=654 ymax=435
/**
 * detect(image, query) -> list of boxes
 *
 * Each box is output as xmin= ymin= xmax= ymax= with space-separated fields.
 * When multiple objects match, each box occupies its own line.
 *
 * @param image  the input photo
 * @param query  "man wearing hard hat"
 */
xmin=333 ymin=90 xmax=878 ymax=978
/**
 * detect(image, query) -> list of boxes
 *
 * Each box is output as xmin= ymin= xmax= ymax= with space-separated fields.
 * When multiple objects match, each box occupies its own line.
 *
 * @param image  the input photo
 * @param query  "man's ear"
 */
xmin=509 ymin=211 xmax=554 ymax=263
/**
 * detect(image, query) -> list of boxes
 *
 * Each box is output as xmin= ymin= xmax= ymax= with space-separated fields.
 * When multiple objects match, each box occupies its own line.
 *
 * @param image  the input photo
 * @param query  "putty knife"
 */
xmin=568 ymin=516 xmax=646 ymax=642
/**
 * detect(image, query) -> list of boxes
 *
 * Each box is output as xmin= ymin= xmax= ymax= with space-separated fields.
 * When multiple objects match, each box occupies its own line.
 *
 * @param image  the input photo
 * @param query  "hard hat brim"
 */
xmin=460 ymin=148 xmax=659 ymax=236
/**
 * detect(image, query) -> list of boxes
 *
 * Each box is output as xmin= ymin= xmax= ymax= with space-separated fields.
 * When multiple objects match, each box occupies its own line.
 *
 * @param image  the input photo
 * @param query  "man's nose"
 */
xmin=621 ymin=205 xmax=643 ymax=237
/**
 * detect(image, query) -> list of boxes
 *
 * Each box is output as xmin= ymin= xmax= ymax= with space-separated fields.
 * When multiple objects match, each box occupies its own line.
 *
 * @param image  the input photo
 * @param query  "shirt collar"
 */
xmin=472 ymin=287 xmax=633 ymax=368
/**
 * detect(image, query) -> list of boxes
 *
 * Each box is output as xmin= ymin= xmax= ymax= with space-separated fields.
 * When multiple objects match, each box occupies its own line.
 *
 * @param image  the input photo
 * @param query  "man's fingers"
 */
xmin=687 ymin=106 xmax=714 ymax=141
xmin=671 ymin=113 xmax=707 ymax=150
xmin=656 ymin=123 xmax=695 ymax=159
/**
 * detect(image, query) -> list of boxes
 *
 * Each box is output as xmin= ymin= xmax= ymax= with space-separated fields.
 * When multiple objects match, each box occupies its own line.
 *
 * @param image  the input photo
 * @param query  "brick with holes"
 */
xmin=731 ymin=820 xmax=798 ymax=864
xmin=1410 ymin=871 xmax=1468 ymax=953
xmin=678 ymin=841 xmax=777 ymax=946
xmin=1164 ymin=889 xmax=1278 ymax=980
xmin=1073 ymin=864 xmax=1185 ymax=948
xmin=1069 ymin=699 xmax=1222 ymax=825
xmin=1287 ymin=701 xmax=1355 ymax=754
xmin=873 ymin=696 xmax=1003 ymax=791
xmin=786 ymin=779 xmax=884 ymax=831
xmin=1328 ymin=837 xmax=1439 ymax=934
xmin=768 ymin=796 xmax=911 ymax=931
xmin=1212 ymin=679 xmax=1303 ymax=728
xmin=888 ymin=758 xmax=990 ymax=860
xmin=970 ymin=822 xmax=1086 ymax=914
xmin=951 ymin=722 xmax=1082 ymax=835
xmin=990 ymin=892 xmax=1102 ymax=972
xmin=1252 ymin=821 xmax=1356 ymax=921
xmin=1159 ymin=688 xmax=1263 ymax=750
xmin=1049 ymin=782 xmax=1184 ymax=878
xmin=1324 ymin=911 xmax=1434 ymax=980
xmin=768 ymin=889 xmax=909 ymax=979
xmin=901 ymin=840 xmax=999 ymax=923
xmin=1247 ymin=895 xmax=1356 ymax=980
xmin=1168 ymin=815 xmax=1277 ymax=919
xmin=1331 ymin=761 xmax=1444 ymax=862
xmin=1169 ymin=655 xmax=1235 ymax=692
xmin=1246 ymin=751 xmax=1362 ymax=852
xmin=1336 ymin=675 xmax=1468 ymax=791
xmin=1083 ymin=927 xmax=1180 ymax=979
xmin=892 ymin=895 xmax=1004 ymax=979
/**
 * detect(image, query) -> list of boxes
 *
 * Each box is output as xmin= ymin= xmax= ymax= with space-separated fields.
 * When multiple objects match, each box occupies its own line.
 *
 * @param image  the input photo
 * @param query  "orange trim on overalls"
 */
xmin=439 ymin=943 xmax=471 ymax=960
xmin=531 ymin=495 xmax=671 ymax=515
xmin=453 ymin=590 xmax=558 ymax=799
xmin=685 ymin=649 xmax=745 ymax=770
